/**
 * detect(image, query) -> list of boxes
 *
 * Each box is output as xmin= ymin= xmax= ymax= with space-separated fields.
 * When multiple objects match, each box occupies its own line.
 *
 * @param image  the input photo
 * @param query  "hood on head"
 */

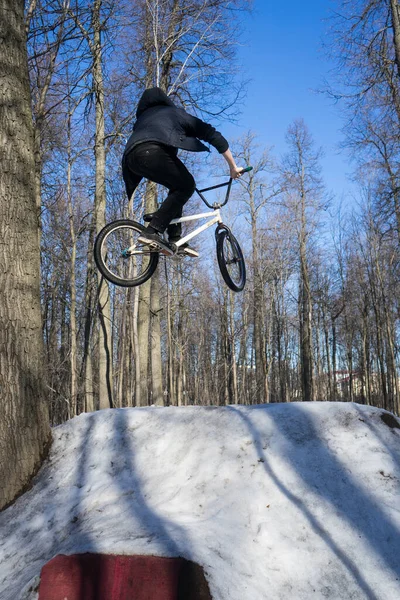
xmin=136 ymin=87 xmax=176 ymax=118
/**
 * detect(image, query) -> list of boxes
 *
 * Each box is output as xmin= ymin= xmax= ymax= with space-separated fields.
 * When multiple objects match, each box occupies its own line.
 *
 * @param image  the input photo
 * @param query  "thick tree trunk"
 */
xmin=0 ymin=0 xmax=51 ymax=510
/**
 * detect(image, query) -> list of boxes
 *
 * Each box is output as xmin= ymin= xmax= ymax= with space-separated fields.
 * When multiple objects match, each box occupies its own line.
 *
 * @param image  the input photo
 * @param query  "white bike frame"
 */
xmin=167 ymin=208 xmax=223 ymax=249
xmin=132 ymin=168 xmax=252 ymax=254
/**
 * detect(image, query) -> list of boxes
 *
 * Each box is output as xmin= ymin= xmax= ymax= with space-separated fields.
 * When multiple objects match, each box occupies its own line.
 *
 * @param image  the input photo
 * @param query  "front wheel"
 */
xmin=94 ymin=219 xmax=159 ymax=287
xmin=216 ymin=228 xmax=246 ymax=292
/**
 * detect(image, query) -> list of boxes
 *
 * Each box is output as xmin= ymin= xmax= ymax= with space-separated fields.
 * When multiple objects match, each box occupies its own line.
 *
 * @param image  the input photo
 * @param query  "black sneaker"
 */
xmin=138 ymin=231 xmax=175 ymax=256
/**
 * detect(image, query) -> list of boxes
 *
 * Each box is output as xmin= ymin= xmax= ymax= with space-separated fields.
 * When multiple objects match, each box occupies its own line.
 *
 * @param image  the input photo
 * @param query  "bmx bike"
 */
xmin=94 ymin=166 xmax=252 ymax=292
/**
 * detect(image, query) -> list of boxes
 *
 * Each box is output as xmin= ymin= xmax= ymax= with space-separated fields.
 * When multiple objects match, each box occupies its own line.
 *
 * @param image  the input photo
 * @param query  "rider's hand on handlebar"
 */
xmin=222 ymin=149 xmax=244 ymax=179
xmin=230 ymin=166 xmax=243 ymax=180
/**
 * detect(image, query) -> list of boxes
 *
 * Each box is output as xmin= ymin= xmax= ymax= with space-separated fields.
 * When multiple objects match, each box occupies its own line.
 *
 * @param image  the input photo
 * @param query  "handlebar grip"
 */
xmin=240 ymin=166 xmax=253 ymax=174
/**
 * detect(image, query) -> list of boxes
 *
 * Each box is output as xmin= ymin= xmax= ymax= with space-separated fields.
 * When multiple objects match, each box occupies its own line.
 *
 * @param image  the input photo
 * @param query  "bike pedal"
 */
xmin=159 ymin=248 xmax=174 ymax=256
xmin=148 ymin=241 xmax=174 ymax=256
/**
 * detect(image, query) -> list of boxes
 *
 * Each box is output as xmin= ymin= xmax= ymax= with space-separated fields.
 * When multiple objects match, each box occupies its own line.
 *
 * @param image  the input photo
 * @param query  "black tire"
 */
xmin=216 ymin=228 xmax=246 ymax=292
xmin=94 ymin=219 xmax=159 ymax=287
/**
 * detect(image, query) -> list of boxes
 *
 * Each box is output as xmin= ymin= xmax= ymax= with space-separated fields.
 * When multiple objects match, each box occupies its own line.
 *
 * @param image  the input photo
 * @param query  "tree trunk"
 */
xmin=0 ymin=0 xmax=51 ymax=510
xmin=229 ymin=291 xmax=238 ymax=405
xmin=390 ymin=0 xmax=400 ymax=79
xmin=375 ymin=254 xmax=399 ymax=413
xmin=249 ymin=175 xmax=267 ymax=404
xmin=131 ymin=286 xmax=141 ymax=406
xmin=82 ymin=225 xmax=95 ymax=413
xmin=93 ymin=0 xmax=113 ymax=409
xmin=116 ymin=293 xmax=128 ymax=408
xmin=137 ymin=181 xmax=158 ymax=406
xmin=166 ymin=268 xmax=174 ymax=406
xmin=137 ymin=278 xmax=151 ymax=406
xmin=322 ymin=306 xmax=332 ymax=401
xmin=299 ymin=186 xmax=313 ymax=402
xmin=299 ymin=247 xmax=313 ymax=401
xmin=150 ymin=272 xmax=164 ymax=406
xmin=332 ymin=320 xmax=338 ymax=399
xmin=66 ymin=112 xmax=78 ymax=417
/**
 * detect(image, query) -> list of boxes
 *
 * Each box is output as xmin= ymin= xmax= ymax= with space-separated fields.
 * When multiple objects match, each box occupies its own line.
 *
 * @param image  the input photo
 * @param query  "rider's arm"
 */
xmin=185 ymin=114 xmax=229 ymax=153
xmin=222 ymin=148 xmax=242 ymax=180
xmin=185 ymin=114 xmax=242 ymax=179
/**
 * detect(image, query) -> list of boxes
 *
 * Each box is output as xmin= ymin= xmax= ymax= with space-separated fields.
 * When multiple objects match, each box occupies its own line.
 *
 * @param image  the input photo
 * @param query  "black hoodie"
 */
xmin=123 ymin=87 xmax=229 ymax=158
xmin=135 ymin=87 xmax=176 ymax=118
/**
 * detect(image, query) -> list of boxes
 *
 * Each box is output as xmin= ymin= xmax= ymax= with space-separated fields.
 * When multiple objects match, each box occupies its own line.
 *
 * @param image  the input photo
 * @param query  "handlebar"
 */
xmin=196 ymin=165 xmax=253 ymax=209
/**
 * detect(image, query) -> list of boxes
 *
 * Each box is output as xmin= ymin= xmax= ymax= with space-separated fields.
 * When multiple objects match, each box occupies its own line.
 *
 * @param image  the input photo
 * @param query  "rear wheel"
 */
xmin=94 ymin=219 xmax=159 ymax=287
xmin=216 ymin=228 xmax=246 ymax=292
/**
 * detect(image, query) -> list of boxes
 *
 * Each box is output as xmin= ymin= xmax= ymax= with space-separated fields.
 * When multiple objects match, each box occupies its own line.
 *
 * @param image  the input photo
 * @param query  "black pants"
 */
xmin=122 ymin=142 xmax=196 ymax=240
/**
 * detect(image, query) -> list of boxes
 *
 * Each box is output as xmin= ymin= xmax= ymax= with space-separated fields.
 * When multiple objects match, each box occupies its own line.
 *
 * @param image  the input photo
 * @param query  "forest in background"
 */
xmin=25 ymin=0 xmax=400 ymax=423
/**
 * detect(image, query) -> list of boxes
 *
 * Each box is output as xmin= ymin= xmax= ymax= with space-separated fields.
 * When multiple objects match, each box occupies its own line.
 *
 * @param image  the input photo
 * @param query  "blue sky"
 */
xmin=223 ymin=0 xmax=356 ymax=203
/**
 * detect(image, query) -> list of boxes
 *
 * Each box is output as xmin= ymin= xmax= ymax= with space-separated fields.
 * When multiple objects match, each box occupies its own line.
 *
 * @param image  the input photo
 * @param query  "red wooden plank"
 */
xmin=38 ymin=554 xmax=183 ymax=600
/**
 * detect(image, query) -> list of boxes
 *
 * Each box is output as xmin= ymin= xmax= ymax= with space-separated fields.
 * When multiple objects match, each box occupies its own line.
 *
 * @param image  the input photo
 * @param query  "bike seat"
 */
xmin=143 ymin=212 xmax=156 ymax=222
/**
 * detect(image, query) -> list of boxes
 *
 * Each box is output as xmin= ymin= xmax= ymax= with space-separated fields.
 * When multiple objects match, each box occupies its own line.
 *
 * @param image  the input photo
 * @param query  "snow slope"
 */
xmin=0 ymin=402 xmax=400 ymax=600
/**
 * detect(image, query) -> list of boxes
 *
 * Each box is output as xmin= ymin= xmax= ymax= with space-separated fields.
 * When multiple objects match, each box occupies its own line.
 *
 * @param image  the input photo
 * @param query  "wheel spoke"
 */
xmin=224 ymin=238 xmax=240 ymax=281
xmin=94 ymin=220 xmax=159 ymax=287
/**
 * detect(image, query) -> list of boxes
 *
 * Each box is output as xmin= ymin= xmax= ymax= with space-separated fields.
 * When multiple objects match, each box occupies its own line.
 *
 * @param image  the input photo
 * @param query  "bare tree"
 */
xmin=27 ymin=0 xmax=73 ymax=243
xmin=69 ymin=0 xmax=116 ymax=409
xmin=0 ymin=0 xmax=51 ymax=510
xmin=233 ymin=132 xmax=280 ymax=403
xmin=326 ymin=0 xmax=400 ymax=242
xmin=280 ymin=120 xmax=326 ymax=401
xmin=345 ymin=109 xmax=400 ymax=244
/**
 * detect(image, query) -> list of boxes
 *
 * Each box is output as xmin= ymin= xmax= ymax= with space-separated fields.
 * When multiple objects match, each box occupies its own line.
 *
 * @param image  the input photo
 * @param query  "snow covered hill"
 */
xmin=0 ymin=402 xmax=400 ymax=600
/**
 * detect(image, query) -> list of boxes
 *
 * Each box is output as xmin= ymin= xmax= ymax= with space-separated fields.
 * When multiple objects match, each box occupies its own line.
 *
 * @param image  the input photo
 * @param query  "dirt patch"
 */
xmin=178 ymin=560 xmax=212 ymax=600
xmin=380 ymin=413 xmax=400 ymax=430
